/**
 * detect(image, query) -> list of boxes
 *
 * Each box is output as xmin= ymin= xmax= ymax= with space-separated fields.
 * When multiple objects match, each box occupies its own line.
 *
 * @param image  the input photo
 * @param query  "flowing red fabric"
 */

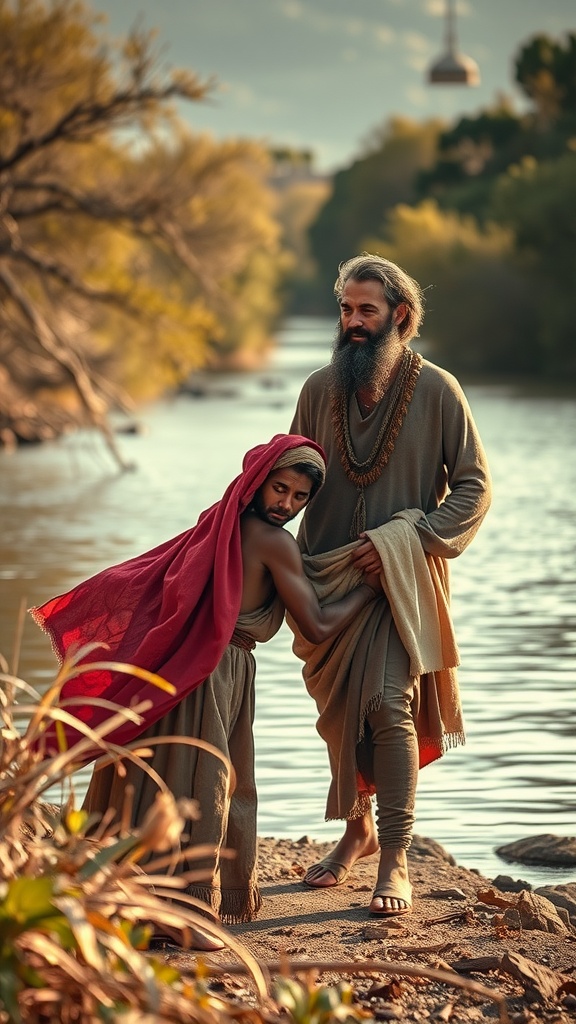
xmin=31 ymin=433 xmax=325 ymax=759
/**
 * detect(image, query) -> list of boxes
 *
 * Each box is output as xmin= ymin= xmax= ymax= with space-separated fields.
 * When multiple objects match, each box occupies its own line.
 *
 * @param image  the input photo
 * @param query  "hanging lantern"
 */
xmin=428 ymin=0 xmax=480 ymax=85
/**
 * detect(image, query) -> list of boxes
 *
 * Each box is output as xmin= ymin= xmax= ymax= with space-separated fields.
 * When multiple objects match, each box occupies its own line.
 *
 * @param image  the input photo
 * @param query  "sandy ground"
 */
xmin=158 ymin=834 xmax=576 ymax=1022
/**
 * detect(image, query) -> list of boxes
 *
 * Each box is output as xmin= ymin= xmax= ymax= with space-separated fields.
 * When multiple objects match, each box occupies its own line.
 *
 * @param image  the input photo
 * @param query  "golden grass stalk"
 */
xmin=0 ymin=648 xmax=268 ymax=1022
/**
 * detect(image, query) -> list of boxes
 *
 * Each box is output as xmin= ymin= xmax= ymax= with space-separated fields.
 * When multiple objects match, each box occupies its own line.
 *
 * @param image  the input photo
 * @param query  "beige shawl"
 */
xmin=288 ymin=509 xmax=465 ymax=820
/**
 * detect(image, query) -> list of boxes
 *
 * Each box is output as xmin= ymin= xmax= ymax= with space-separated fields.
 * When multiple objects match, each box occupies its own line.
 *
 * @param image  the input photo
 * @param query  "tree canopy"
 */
xmin=0 ymin=0 xmax=282 ymax=461
xmin=303 ymin=31 xmax=576 ymax=381
xmin=308 ymin=117 xmax=443 ymax=312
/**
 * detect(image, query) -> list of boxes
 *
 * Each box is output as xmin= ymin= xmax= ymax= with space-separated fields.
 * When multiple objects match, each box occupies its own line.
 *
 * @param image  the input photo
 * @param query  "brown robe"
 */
xmin=290 ymin=357 xmax=492 ymax=820
xmin=83 ymin=595 xmax=284 ymax=924
xmin=288 ymin=511 xmax=464 ymax=819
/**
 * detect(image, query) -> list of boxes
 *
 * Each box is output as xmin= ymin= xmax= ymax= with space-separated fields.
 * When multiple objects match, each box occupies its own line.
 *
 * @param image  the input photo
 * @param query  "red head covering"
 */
xmin=31 ymin=433 xmax=325 ymax=757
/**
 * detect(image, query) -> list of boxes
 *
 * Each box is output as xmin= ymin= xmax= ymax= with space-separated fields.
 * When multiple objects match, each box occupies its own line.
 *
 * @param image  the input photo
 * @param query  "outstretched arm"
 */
xmin=262 ymin=529 xmax=379 ymax=644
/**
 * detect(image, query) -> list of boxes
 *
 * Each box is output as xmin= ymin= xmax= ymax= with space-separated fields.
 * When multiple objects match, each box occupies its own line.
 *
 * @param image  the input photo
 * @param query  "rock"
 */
xmin=369 ymin=1005 xmax=404 ymax=1020
xmin=410 ymin=834 xmax=456 ymax=865
xmin=476 ymin=887 xmax=572 ymax=935
xmin=534 ymin=883 xmax=576 ymax=929
xmin=492 ymin=874 xmax=533 ymax=893
xmin=426 ymin=888 xmax=468 ymax=900
xmin=495 ymin=834 xmax=576 ymax=866
xmin=500 ymin=951 xmax=572 ymax=1003
xmin=363 ymin=926 xmax=408 ymax=941
xmin=450 ymin=954 xmax=502 ymax=974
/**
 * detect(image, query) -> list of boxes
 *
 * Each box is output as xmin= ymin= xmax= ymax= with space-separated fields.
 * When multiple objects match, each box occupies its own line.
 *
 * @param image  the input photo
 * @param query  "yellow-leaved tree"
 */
xmin=0 ymin=0 xmax=282 ymax=464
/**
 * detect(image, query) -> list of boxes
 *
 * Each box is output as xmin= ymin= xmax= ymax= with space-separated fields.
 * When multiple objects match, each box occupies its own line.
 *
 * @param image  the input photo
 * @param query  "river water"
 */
xmin=1 ymin=317 xmax=575 ymax=887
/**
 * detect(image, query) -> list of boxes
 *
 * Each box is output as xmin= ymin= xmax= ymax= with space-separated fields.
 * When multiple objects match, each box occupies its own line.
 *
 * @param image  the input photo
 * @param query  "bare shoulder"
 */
xmin=241 ymin=514 xmax=299 ymax=559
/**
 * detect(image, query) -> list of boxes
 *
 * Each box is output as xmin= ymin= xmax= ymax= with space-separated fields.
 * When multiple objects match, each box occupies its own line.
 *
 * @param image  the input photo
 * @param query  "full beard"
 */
xmin=330 ymin=319 xmax=403 ymax=396
xmin=251 ymin=491 xmax=292 ymax=528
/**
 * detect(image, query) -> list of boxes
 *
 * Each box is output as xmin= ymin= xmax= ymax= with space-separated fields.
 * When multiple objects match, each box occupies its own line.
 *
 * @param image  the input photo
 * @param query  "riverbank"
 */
xmin=160 ymin=835 xmax=576 ymax=1023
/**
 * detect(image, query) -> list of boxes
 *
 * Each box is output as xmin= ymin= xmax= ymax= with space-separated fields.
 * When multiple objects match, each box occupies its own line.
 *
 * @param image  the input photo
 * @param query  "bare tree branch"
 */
xmin=0 ymin=263 xmax=131 ymax=470
xmin=0 ymin=77 xmax=209 ymax=175
xmin=0 ymin=2 xmax=280 ymax=454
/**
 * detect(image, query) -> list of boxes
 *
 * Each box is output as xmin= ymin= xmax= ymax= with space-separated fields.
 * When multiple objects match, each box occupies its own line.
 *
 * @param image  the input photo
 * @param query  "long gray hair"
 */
xmin=334 ymin=253 xmax=425 ymax=342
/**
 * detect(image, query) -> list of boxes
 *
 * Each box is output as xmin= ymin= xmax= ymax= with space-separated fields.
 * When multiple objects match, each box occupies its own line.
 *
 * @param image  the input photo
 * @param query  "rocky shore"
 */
xmin=162 ymin=834 xmax=576 ymax=1023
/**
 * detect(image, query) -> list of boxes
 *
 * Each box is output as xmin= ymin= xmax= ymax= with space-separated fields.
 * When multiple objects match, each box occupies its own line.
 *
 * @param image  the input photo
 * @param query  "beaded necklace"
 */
xmin=330 ymin=347 xmax=422 ymax=539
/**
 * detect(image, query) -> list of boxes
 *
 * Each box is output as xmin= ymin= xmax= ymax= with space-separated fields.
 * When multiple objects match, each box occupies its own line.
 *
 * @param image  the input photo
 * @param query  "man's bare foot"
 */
xmin=151 ymin=923 xmax=225 ymax=952
xmin=368 ymin=847 xmax=412 ymax=917
xmin=304 ymin=813 xmax=379 ymax=888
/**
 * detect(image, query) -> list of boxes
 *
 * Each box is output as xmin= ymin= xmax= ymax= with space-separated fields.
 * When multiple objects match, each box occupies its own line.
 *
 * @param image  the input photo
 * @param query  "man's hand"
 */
xmin=351 ymin=535 xmax=382 ymax=575
xmin=363 ymin=570 xmax=382 ymax=594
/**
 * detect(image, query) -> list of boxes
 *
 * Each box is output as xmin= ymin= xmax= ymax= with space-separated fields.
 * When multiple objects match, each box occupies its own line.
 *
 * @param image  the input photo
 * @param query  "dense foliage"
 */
xmin=0 ymin=0 xmax=282 ymax=459
xmin=308 ymin=118 xmax=442 ymax=312
xmin=306 ymin=32 xmax=576 ymax=381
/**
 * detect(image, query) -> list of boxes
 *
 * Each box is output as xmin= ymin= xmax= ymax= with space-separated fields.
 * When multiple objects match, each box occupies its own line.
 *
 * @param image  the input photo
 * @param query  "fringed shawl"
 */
xmin=288 ymin=509 xmax=464 ymax=820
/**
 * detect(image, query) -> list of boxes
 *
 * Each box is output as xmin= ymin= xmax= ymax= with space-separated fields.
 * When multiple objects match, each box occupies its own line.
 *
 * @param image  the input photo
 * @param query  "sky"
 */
xmin=89 ymin=0 xmax=576 ymax=173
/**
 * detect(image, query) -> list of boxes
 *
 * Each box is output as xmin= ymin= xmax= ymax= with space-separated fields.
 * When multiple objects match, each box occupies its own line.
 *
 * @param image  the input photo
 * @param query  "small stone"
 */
xmin=372 ymin=1005 xmax=404 ymax=1020
xmin=290 ymin=862 xmax=305 ymax=876
xmin=534 ymin=882 xmax=576 ymax=929
xmin=491 ymin=874 xmax=532 ymax=893
xmin=363 ymin=924 xmax=408 ymax=940
xmin=427 ymin=887 xmax=467 ymax=900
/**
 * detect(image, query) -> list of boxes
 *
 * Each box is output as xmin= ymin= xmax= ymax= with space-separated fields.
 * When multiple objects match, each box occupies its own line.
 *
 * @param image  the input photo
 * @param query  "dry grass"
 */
xmin=0 ymin=644 xmax=510 ymax=1023
xmin=0 ymin=644 xmax=268 ymax=1023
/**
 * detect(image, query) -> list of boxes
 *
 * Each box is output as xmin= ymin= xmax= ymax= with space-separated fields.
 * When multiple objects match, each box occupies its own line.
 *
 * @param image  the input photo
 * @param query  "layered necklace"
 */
xmin=330 ymin=346 xmax=423 ymax=539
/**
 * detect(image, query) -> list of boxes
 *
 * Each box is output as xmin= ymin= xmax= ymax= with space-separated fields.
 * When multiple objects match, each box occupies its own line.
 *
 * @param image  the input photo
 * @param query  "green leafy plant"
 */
xmin=273 ymin=976 xmax=370 ymax=1024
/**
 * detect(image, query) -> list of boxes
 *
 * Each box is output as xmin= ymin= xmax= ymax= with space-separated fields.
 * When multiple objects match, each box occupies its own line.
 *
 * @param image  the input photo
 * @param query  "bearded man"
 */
xmin=289 ymin=254 xmax=492 ymax=918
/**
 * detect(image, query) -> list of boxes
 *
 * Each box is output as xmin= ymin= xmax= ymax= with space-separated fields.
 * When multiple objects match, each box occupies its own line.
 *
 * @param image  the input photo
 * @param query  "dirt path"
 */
xmin=161 ymin=835 xmax=576 ymax=1022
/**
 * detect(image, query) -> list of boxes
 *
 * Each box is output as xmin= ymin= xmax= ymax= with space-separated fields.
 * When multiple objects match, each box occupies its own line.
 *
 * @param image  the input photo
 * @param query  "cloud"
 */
xmin=405 ymin=84 xmax=430 ymax=108
xmin=401 ymin=30 xmax=434 ymax=73
xmin=277 ymin=0 xmax=397 ymax=51
xmin=403 ymin=31 xmax=433 ymax=53
xmin=225 ymin=81 xmax=285 ymax=115
xmin=375 ymin=25 xmax=396 ymax=46
xmin=280 ymin=1 xmax=304 ymax=18
xmin=406 ymin=52 xmax=430 ymax=73
xmin=343 ymin=19 xmax=365 ymax=37
xmin=422 ymin=0 xmax=473 ymax=17
xmin=423 ymin=0 xmax=446 ymax=16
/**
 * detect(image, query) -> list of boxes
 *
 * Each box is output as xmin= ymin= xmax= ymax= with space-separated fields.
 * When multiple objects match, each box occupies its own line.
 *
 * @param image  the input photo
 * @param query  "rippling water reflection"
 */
xmin=1 ymin=318 xmax=575 ymax=886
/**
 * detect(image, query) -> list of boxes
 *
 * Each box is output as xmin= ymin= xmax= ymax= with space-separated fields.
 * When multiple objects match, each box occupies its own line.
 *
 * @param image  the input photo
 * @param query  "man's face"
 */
xmin=337 ymin=278 xmax=395 ymax=348
xmin=332 ymin=279 xmax=402 ymax=393
xmin=252 ymin=468 xmax=313 ymax=527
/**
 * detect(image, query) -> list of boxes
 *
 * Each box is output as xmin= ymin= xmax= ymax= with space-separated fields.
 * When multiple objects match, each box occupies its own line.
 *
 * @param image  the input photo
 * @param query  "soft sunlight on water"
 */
xmin=1 ymin=317 xmax=575 ymax=887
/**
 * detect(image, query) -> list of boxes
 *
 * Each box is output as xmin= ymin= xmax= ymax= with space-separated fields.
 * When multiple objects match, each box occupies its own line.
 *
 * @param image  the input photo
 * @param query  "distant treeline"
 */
xmin=288 ymin=32 xmax=576 ymax=382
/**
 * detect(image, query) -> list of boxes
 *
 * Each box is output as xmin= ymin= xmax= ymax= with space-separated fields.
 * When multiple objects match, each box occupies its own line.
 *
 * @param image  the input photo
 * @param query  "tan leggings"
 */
xmin=364 ymin=625 xmax=418 ymax=850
